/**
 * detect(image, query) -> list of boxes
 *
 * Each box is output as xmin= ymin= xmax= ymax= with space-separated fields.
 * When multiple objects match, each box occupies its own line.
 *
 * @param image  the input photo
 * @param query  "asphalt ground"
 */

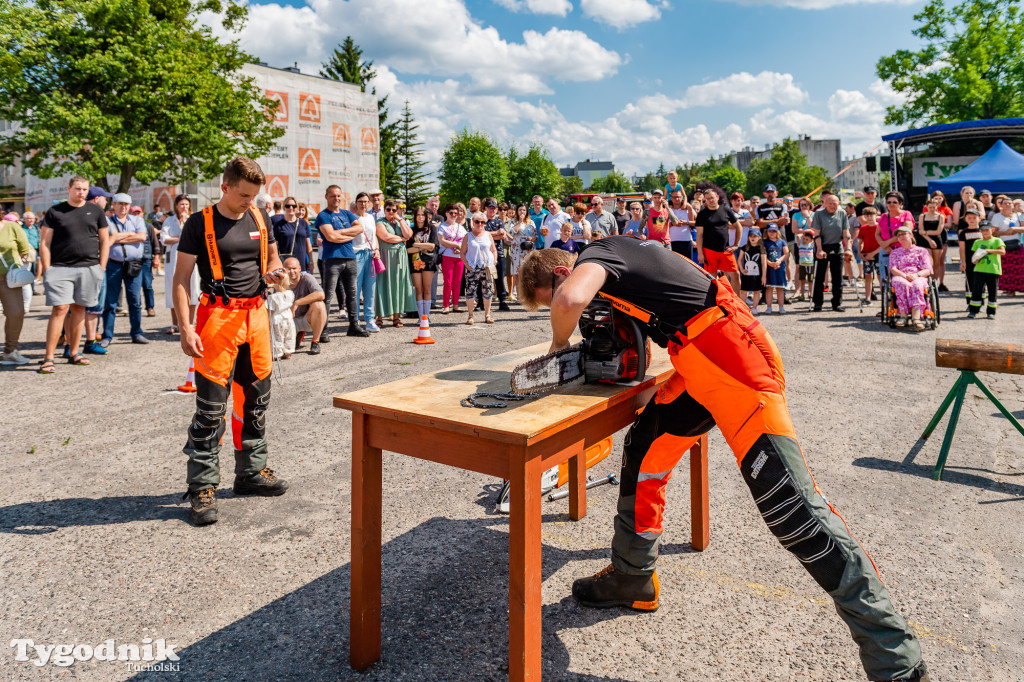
xmin=1 ymin=270 xmax=1022 ymax=681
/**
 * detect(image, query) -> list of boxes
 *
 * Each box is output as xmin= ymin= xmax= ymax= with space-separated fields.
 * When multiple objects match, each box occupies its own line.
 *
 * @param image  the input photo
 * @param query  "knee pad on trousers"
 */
xmin=739 ymin=434 xmax=846 ymax=593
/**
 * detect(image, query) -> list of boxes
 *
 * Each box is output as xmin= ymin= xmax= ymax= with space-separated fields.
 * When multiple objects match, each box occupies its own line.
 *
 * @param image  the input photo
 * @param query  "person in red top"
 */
xmin=173 ymin=157 xmax=289 ymax=526
xmin=857 ymin=207 xmax=882 ymax=303
xmin=645 ymin=189 xmax=678 ymax=248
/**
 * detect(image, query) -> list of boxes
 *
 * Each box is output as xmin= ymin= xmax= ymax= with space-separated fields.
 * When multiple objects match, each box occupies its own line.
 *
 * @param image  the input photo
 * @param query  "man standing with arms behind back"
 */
xmin=37 ymin=176 xmax=109 ymax=374
xmin=173 ymin=156 xmax=289 ymax=526
xmin=101 ymin=193 xmax=149 ymax=346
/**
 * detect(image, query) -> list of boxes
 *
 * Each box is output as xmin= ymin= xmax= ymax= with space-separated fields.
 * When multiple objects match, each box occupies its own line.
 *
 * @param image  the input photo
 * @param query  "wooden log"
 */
xmin=935 ymin=338 xmax=1024 ymax=375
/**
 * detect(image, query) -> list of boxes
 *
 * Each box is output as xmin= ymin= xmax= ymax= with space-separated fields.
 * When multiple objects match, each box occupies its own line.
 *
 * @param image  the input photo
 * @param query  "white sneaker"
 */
xmin=1 ymin=350 xmax=30 ymax=365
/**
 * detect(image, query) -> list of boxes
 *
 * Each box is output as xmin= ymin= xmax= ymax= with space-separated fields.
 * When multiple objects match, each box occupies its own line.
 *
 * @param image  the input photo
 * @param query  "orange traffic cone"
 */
xmin=413 ymin=315 xmax=435 ymax=344
xmin=177 ymin=358 xmax=198 ymax=393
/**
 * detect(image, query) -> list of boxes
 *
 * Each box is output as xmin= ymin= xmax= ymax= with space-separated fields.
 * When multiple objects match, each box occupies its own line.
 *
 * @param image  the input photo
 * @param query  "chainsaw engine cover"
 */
xmin=579 ymin=298 xmax=651 ymax=384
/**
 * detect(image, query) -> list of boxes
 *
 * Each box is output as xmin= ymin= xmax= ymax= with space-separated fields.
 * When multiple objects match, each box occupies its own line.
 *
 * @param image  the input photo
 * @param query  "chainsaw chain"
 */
xmin=460 ymin=391 xmax=540 ymax=409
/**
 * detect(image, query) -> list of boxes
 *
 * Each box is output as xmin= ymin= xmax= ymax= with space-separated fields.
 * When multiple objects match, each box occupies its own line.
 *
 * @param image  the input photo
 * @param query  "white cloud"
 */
xmin=684 ymin=71 xmax=807 ymax=108
xmin=723 ymin=0 xmax=916 ymax=8
xmin=493 ymin=0 xmax=573 ymax=16
xmin=207 ymin=0 xmax=621 ymax=96
xmin=580 ymin=0 xmax=669 ymax=27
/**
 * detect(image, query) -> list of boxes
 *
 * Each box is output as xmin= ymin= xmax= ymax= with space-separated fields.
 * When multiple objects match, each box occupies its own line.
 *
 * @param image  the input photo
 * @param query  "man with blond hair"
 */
xmin=515 ymin=239 xmax=929 ymax=682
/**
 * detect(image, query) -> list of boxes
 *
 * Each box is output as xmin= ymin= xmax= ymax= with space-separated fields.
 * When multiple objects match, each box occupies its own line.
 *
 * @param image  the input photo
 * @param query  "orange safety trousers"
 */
xmin=608 ymin=277 xmax=922 ymax=680
xmin=184 ymin=302 xmax=274 ymax=491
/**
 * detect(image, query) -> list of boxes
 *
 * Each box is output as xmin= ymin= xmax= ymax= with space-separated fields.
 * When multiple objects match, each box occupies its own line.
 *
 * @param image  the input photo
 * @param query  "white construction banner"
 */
xmin=23 ymin=63 xmax=379 ymax=217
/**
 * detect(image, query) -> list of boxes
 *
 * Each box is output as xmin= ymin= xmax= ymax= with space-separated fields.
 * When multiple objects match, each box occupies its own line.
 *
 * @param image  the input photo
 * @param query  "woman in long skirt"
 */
xmin=374 ymin=199 xmax=415 ymax=326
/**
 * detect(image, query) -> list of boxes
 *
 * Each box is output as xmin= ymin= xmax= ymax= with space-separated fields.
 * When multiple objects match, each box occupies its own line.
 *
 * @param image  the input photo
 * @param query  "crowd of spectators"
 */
xmin=2 ymin=176 xmax=1022 ymax=370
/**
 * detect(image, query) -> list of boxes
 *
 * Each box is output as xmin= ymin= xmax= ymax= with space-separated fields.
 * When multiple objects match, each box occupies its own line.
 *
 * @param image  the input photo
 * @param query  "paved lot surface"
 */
xmin=2 ymin=272 xmax=1023 ymax=681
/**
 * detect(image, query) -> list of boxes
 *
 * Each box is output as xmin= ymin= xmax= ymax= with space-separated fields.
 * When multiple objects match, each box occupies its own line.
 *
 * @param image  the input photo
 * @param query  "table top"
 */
xmin=334 ymin=340 xmax=673 ymax=445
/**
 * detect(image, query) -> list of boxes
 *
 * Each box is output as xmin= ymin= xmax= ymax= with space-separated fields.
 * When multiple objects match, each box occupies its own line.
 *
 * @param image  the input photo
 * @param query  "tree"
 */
xmin=505 ymin=143 xmax=562 ymax=205
xmin=590 ymin=170 xmax=634 ymax=194
xmin=655 ymin=162 xmax=668 ymax=186
xmin=710 ymin=166 xmax=747 ymax=197
xmin=321 ymin=37 xmax=398 ymax=194
xmin=559 ymin=174 xmax=584 ymax=198
xmin=876 ymin=0 xmax=1024 ymax=126
xmin=438 ymin=129 xmax=508 ymax=204
xmin=0 ymin=0 xmax=281 ymax=192
xmin=637 ymin=172 xmax=661 ymax=193
xmin=392 ymin=101 xmax=432 ymax=206
xmin=744 ymin=138 xmax=831 ymax=198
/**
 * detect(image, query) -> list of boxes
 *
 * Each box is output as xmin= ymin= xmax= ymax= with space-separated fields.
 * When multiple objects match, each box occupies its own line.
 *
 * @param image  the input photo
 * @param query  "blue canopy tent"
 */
xmin=927 ymin=139 xmax=1024 ymax=194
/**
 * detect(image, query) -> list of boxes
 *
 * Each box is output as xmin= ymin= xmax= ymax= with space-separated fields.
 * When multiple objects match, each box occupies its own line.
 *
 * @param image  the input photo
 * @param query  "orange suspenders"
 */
xmin=201 ymin=206 xmax=269 ymax=304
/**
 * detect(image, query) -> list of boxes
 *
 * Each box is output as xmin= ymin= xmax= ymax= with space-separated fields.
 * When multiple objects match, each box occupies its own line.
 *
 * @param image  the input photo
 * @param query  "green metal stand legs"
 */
xmin=921 ymin=370 xmax=1024 ymax=480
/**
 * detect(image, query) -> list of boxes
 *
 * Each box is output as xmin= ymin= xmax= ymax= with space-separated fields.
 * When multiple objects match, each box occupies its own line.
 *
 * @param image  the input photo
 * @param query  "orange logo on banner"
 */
xmin=152 ymin=186 xmax=177 ymax=212
xmin=298 ymin=148 xmax=321 ymax=177
xmin=265 ymin=175 xmax=289 ymax=199
xmin=341 ymin=192 xmax=351 ymax=208
xmin=333 ymin=123 xmax=351 ymax=148
xmin=299 ymin=92 xmax=321 ymax=122
xmin=306 ymin=203 xmax=321 ymax=216
xmin=361 ymin=128 xmax=378 ymax=151
xmin=265 ymin=90 xmax=289 ymax=122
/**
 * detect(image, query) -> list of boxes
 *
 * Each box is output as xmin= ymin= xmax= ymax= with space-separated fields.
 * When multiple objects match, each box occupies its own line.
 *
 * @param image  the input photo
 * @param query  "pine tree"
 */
xmin=320 ymin=37 xmax=398 ymax=194
xmin=393 ymin=101 xmax=432 ymax=206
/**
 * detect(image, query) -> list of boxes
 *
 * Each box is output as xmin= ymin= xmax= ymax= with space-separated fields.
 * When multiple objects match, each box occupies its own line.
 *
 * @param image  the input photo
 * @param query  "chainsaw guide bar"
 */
xmin=509 ymin=345 xmax=586 ymax=395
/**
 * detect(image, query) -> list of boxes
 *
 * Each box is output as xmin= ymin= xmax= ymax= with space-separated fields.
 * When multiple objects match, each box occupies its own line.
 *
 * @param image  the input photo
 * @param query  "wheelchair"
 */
xmin=880 ymin=273 xmax=940 ymax=329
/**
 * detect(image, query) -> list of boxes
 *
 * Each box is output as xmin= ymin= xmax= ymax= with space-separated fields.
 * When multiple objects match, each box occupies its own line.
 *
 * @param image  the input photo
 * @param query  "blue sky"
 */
xmin=210 ymin=0 xmax=925 ymax=175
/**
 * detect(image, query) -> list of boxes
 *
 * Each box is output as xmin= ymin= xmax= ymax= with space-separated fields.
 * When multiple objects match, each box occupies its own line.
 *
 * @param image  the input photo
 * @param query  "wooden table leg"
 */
xmin=690 ymin=435 xmax=709 ymax=551
xmin=567 ymin=440 xmax=587 ymax=521
xmin=350 ymin=413 xmax=383 ymax=671
xmin=509 ymin=454 xmax=543 ymax=682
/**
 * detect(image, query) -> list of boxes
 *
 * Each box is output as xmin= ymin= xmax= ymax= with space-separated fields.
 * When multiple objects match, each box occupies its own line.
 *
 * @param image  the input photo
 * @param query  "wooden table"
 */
xmin=334 ymin=341 xmax=709 ymax=681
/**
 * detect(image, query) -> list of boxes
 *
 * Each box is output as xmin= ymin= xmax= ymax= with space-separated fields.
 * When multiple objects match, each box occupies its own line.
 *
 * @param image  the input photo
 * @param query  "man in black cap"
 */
xmin=855 ymin=186 xmax=885 ymax=217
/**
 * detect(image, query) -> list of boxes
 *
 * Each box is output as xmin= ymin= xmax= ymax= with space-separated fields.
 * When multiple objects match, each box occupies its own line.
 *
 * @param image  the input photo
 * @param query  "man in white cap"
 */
xmin=100 ymin=193 xmax=150 ymax=346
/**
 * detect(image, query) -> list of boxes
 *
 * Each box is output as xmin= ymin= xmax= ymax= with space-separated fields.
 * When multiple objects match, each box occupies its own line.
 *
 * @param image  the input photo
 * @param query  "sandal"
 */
xmin=165 ymin=326 xmax=178 ymax=335
xmin=392 ymin=316 xmax=403 ymax=328
xmin=485 ymin=315 xmax=494 ymax=324
xmin=375 ymin=316 xmax=383 ymax=327
xmin=913 ymin=321 xmax=925 ymax=331
xmin=68 ymin=354 xmax=91 ymax=366
xmin=466 ymin=317 xmax=474 ymax=325
xmin=37 ymin=359 xmax=56 ymax=374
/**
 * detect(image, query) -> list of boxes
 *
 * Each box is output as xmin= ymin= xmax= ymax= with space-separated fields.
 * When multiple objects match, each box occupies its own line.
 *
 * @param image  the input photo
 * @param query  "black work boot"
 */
xmin=182 ymin=488 xmax=218 ymax=526
xmin=233 ymin=468 xmax=289 ymax=496
xmin=571 ymin=564 xmax=659 ymax=611
xmin=347 ymin=324 xmax=369 ymax=338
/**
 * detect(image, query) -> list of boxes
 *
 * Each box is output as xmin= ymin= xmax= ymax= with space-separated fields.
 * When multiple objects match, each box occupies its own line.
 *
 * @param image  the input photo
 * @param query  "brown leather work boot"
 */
xmin=571 ymin=564 xmax=659 ymax=611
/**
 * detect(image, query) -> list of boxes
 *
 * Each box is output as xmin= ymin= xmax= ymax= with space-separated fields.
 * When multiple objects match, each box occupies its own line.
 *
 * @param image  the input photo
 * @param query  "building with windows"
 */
xmin=733 ymin=136 xmax=842 ymax=177
xmin=559 ymin=159 xmax=614 ymax=188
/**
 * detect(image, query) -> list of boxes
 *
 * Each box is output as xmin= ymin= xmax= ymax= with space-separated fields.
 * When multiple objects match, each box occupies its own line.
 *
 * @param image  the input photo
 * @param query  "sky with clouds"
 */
xmin=206 ymin=0 xmax=924 ymax=177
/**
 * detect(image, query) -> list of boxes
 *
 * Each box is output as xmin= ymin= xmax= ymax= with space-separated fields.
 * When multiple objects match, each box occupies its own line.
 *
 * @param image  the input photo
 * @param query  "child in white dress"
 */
xmin=268 ymin=274 xmax=296 ymax=359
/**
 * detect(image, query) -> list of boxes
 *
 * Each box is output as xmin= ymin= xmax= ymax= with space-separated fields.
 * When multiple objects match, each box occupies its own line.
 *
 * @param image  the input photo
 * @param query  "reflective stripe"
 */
xmin=637 ymin=469 xmax=673 ymax=482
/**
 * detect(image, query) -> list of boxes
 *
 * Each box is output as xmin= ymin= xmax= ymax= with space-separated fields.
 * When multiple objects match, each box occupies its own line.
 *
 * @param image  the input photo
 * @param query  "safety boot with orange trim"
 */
xmin=571 ymin=564 xmax=659 ymax=611
xmin=233 ymin=468 xmax=289 ymax=496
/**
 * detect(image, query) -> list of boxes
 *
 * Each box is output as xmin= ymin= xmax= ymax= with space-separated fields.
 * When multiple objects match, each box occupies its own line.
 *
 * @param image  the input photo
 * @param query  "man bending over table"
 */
xmin=517 ymin=237 xmax=928 ymax=682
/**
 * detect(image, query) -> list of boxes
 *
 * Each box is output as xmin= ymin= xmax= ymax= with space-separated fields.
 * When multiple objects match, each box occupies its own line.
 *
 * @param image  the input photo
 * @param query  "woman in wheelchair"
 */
xmin=889 ymin=225 xmax=933 ymax=330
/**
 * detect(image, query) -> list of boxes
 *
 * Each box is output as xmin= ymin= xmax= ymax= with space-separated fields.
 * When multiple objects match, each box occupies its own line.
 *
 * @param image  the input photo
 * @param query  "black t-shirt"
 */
xmin=613 ymin=209 xmax=629 ymax=236
xmin=855 ymin=200 xmax=885 ymax=217
xmin=696 ymin=206 xmax=739 ymax=252
xmin=755 ymin=201 xmax=788 ymax=223
xmin=41 ymin=201 xmax=107 ymax=267
xmin=575 ymin=237 xmax=716 ymax=346
xmin=178 ymin=206 xmax=277 ymax=299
